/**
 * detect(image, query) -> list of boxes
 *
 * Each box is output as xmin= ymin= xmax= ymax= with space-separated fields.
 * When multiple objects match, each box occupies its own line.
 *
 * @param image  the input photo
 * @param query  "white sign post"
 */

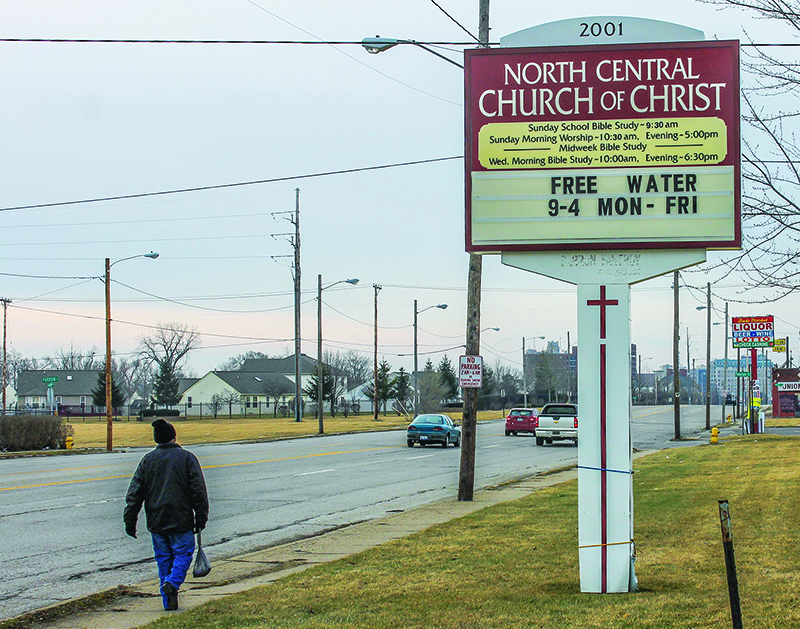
xmin=459 ymin=355 xmax=484 ymax=388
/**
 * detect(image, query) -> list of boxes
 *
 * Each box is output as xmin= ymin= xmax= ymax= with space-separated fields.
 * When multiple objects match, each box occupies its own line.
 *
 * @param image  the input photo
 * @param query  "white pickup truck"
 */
xmin=535 ymin=403 xmax=578 ymax=446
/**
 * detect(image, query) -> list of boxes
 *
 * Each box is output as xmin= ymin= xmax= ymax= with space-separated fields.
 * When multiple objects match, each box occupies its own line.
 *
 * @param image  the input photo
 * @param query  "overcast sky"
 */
xmin=0 ymin=0 xmax=795 ymax=379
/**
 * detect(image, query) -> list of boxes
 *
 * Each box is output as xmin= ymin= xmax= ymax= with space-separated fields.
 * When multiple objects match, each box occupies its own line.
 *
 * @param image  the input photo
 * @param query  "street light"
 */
xmin=413 ymin=300 xmax=448 ymax=416
xmin=317 ymin=274 xmax=359 ymax=435
xmin=639 ymin=356 xmax=652 ymax=405
xmin=105 ymin=252 xmax=159 ymax=452
xmin=361 ymin=37 xmax=464 ymax=69
xmin=522 ymin=336 xmax=545 ymax=407
xmin=696 ymin=282 xmax=713 ymax=429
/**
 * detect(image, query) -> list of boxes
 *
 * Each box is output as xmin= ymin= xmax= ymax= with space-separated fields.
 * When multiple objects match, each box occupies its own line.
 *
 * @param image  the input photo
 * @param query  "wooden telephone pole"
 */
xmin=458 ymin=0 xmax=490 ymax=502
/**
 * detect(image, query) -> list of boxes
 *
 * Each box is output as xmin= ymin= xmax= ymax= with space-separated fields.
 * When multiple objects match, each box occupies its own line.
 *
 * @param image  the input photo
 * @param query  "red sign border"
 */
xmin=464 ymin=39 xmax=741 ymax=254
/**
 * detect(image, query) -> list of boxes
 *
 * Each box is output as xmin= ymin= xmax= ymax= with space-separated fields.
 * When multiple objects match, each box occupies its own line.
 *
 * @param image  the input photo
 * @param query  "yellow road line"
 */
xmin=0 ymin=445 xmax=401 ymax=492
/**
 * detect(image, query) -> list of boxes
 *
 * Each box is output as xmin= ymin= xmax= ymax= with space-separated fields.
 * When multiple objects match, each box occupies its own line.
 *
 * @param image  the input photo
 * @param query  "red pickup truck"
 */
xmin=504 ymin=408 xmax=539 ymax=436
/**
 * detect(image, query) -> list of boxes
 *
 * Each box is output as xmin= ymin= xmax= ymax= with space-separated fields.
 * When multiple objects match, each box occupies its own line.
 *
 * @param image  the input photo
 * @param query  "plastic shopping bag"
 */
xmin=192 ymin=532 xmax=212 ymax=578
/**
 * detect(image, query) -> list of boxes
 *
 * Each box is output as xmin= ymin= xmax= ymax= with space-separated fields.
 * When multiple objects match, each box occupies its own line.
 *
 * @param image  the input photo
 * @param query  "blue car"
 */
xmin=406 ymin=414 xmax=461 ymax=448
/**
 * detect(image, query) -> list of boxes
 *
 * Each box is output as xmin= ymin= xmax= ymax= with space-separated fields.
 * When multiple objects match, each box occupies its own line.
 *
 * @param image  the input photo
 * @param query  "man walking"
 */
xmin=124 ymin=419 xmax=209 ymax=611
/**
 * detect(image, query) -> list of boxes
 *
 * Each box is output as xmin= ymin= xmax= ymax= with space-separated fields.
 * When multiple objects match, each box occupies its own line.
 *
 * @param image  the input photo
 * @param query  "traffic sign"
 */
xmin=773 ymin=338 xmax=786 ymax=352
xmin=459 ymin=355 xmax=483 ymax=388
xmin=42 ymin=376 xmax=59 ymax=383
xmin=735 ymin=371 xmax=750 ymax=378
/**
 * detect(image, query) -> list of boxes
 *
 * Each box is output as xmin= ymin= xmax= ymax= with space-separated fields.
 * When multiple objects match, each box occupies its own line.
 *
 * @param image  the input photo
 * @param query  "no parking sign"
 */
xmin=459 ymin=355 xmax=483 ymax=388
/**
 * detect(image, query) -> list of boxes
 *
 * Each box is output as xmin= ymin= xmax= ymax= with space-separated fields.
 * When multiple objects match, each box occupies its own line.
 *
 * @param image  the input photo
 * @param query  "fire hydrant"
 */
xmin=65 ymin=436 xmax=74 ymax=450
xmin=710 ymin=427 xmax=719 ymax=445
xmin=726 ymin=414 xmax=732 ymax=424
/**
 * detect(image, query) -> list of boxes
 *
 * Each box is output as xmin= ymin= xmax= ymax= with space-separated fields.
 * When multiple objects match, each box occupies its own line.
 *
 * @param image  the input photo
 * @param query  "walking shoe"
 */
xmin=162 ymin=581 xmax=179 ymax=611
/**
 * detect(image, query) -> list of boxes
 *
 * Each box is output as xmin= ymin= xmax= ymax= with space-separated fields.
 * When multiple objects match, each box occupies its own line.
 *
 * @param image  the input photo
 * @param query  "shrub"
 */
xmin=0 ymin=415 xmax=75 ymax=451
xmin=140 ymin=408 xmax=181 ymax=418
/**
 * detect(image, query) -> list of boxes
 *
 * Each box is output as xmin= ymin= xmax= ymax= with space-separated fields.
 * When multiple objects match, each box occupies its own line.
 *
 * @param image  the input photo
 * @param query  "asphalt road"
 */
xmin=0 ymin=405 xmax=718 ymax=621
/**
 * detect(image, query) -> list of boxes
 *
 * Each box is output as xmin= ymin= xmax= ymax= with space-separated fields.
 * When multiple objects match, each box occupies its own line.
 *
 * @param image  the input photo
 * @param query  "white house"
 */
xmin=180 ymin=370 xmax=296 ymax=417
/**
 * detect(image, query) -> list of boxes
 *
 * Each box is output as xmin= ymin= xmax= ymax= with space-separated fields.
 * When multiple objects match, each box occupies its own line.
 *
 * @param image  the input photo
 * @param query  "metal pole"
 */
xmin=294 ymin=188 xmax=302 ymax=422
xmin=718 ymin=500 xmax=744 ymax=629
xmin=706 ymin=282 xmax=712 ymax=429
xmin=413 ymin=300 xmax=419 ymax=417
xmin=522 ymin=337 xmax=527 ymax=407
xmin=317 ymin=273 xmax=324 ymax=434
xmin=373 ymin=284 xmax=381 ymax=419
xmin=722 ymin=302 xmax=728 ymax=424
xmin=638 ymin=353 xmax=642 ymax=406
xmin=673 ymin=271 xmax=681 ymax=440
xmin=105 ymin=258 xmax=113 ymax=451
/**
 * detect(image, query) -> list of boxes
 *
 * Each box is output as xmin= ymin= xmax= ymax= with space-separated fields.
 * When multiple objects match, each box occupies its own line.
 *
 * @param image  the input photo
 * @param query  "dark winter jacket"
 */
xmin=124 ymin=443 xmax=209 ymax=534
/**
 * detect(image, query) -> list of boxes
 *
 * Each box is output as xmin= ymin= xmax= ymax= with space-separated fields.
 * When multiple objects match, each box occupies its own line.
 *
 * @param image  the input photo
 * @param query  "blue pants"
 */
xmin=151 ymin=530 xmax=195 ymax=610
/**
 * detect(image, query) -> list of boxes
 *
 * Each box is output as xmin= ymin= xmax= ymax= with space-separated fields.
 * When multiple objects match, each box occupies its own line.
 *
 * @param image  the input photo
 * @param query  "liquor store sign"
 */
xmin=465 ymin=40 xmax=740 ymax=252
xmin=732 ymin=315 xmax=774 ymax=348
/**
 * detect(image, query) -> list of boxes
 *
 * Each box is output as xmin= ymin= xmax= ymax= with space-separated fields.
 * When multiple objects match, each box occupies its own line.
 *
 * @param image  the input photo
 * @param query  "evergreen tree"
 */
xmin=91 ymin=370 xmax=125 ymax=409
xmin=362 ymin=359 xmax=393 ymax=415
xmin=479 ymin=364 xmax=496 ymax=410
xmin=437 ymin=355 xmax=459 ymax=400
xmin=304 ymin=365 xmax=334 ymax=413
xmin=418 ymin=359 xmax=446 ymax=414
xmin=152 ymin=362 xmax=181 ymax=407
xmin=391 ymin=367 xmax=412 ymax=414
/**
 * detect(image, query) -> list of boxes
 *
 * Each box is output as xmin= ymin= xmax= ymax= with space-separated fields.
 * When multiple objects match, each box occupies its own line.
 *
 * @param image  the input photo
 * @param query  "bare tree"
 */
xmin=341 ymin=350 xmax=372 ymax=386
xmin=534 ymin=352 xmax=570 ymax=403
xmin=699 ymin=1 xmax=800 ymax=297
xmin=6 ymin=348 xmax=41 ymax=390
xmin=115 ymin=357 xmax=155 ymax=402
xmin=137 ymin=322 xmax=201 ymax=376
xmin=49 ymin=343 xmax=99 ymax=370
xmin=218 ymin=389 xmax=241 ymax=419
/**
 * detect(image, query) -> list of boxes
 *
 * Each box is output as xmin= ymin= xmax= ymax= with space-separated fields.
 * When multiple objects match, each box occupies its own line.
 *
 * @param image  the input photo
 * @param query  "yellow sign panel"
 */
xmin=471 ymin=166 xmax=735 ymax=247
xmin=478 ymin=117 xmax=728 ymax=170
xmin=773 ymin=339 xmax=786 ymax=352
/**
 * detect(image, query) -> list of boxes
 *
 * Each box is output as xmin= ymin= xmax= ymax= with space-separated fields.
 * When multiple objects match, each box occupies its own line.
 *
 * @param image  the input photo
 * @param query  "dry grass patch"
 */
xmin=144 ymin=435 xmax=800 ymax=629
xmin=66 ymin=411 xmax=507 ymax=449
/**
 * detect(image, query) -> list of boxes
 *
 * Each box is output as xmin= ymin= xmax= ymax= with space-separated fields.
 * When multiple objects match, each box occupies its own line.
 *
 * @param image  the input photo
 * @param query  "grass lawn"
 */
xmin=66 ymin=411 xmax=507 ymax=449
xmin=143 ymin=434 xmax=800 ymax=629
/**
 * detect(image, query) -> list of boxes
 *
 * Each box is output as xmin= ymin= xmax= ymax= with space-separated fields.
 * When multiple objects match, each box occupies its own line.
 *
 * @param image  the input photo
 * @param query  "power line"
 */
xmin=0 ymin=156 xmax=462 ymax=213
xmin=0 ymin=37 xmax=797 ymax=47
xmin=428 ymin=0 xmax=481 ymax=44
xmin=0 ymin=37 xmax=481 ymax=45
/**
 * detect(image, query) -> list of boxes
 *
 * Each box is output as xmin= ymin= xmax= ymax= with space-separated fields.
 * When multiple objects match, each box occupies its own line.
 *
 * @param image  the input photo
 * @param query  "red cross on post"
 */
xmin=587 ymin=285 xmax=619 ymax=340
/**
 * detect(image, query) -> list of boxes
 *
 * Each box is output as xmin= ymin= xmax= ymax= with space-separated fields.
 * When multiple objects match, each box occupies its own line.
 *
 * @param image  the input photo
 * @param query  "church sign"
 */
xmin=465 ymin=40 xmax=740 ymax=252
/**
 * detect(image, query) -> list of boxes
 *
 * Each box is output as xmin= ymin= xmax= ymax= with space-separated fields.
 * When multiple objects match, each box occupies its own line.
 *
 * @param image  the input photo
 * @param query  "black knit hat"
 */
xmin=152 ymin=419 xmax=176 ymax=444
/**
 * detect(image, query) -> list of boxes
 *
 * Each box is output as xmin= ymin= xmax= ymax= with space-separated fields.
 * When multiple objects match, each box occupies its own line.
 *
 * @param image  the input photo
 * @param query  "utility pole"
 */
xmin=1 ymin=298 xmax=10 ymax=415
xmin=458 ymin=0 xmax=489 ymax=502
xmin=293 ymin=189 xmax=302 ymax=422
xmin=705 ymin=282 xmax=711 ymax=430
xmin=105 ymin=258 xmax=113 ymax=450
xmin=673 ymin=270 xmax=681 ymax=440
xmin=317 ymin=274 xmax=324 ymax=434
xmin=270 ymin=192 xmax=302 ymax=422
xmin=373 ymin=284 xmax=381 ymax=420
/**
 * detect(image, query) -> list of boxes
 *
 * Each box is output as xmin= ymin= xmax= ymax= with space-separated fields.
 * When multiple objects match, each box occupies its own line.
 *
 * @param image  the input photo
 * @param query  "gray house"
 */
xmin=16 ymin=370 xmax=101 ymax=412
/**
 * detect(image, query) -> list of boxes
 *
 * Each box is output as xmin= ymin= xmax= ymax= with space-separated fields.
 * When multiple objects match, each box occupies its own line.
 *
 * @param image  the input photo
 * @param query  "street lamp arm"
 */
xmin=361 ymin=37 xmax=464 ymax=69
xmin=321 ymin=278 xmax=359 ymax=293
xmin=109 ymin=251 xmax=160 ymax=269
